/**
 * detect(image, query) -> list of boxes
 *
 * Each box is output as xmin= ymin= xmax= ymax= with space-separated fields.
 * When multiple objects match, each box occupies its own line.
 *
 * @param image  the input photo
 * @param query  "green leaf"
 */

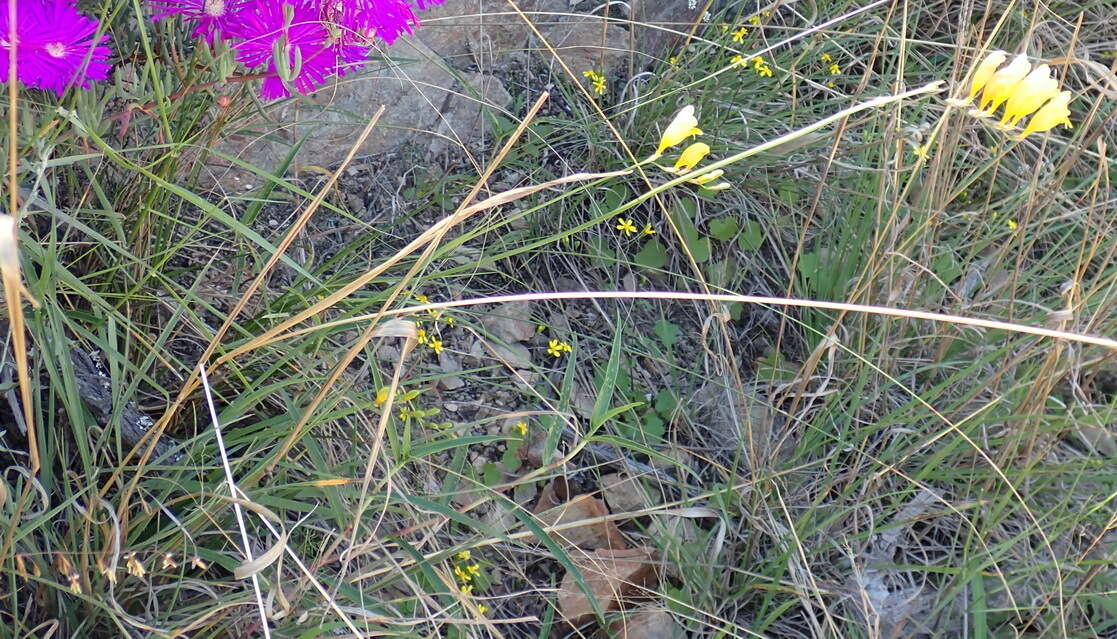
xmin=482 ymin=462 xmax=502 ymax=487
xmin=708 ymin=216 xmax=739 ymax=241
xmin=797 ymin=251 xmax=820 ymax=281
xmin=642 ymin=410 xmax=665 ymax=441
xmin=654 ymin=319 xmax=681 ymax=348
xmin=738 ymin=220 xmax=764 ymax=251
xmin=655 ymin=389 xmax=679 ymax=417
xmin=635 ymin=238 xmax=668 ymax=269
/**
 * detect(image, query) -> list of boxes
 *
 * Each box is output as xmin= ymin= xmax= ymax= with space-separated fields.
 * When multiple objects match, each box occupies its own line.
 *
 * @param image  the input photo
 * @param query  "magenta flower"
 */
xmin=0 ymin=0 xmax=112 ymax=97
xmin=148 ymin=0 xmax=249 ymax=44
xmin=229 ymin=0 xmax=342 ymax=99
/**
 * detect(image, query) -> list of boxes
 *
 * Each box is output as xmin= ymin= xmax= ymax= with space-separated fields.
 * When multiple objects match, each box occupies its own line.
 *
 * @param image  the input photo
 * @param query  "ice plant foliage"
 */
xmin=0 ymin=0 xmax=112 ymax=96
xmin=953 ymin=50 xmax=1075 ymax=140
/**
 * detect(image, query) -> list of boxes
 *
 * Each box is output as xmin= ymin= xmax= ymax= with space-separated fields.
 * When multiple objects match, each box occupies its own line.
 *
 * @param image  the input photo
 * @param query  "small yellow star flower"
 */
xmin=429 ymin=339 xmax=444 ymax=355
xmin=730 ymin=55 xmax=746 ymax=68
xmin=720 ymin=24 xmax=729 ymax=32
xmin=642 ymin=223 xmax=655 ymax=236
xmin=820 ymin=53 xmax=833 ymax=63
xmin=457 ymin=550 xmax=471 ymax=561
xmin=375 ymin=387 xmax=391 ymax=405
xmin=616 ymin=217 xmax=638 ymax=236
xmin=414 ymin=294 xmax=429 ymax=304
xmin=416 ymin=328 xmax=428 ymax=345
xmin=1018 ymin=90 xmax=1073 ymax=140
xmin=667 ymin=56 xmax=678 ymax=65
xmin=561 ymin=342 xmax=572 ymax=353
xmin=748 ymin=15 xmax=761 ymax=25
xmin=477 ymin=604 xmax=488 ymax=614
xmin=583 ymin=70 xmax=606 ymax=95
xmin=443 ymin=315 xmax=456 ymax=326
xmin=515 ymin=421 xmax=528 ymax=435
xmin=732 ymin=27 xmax=748 ymax=42
xmin=460 ymin=584 xmax=473 ymax=595
xmin=547 ymin=339 xmax=570 ymax=358
xmin=655 ymin=105 xmax=702 ymax=155
xmin=828 ymin=63 xmax=841 ymax=75
xmin=454 ymin=565 xmax=471 ymax=582
xmin=1007 ymin=219 xmax=1018 ymax=230
xmin=757 ymin=64 xmax=774 ymax=77
xmin=467 ymin=563 xmax=481 ymax=575
xmin=913 ymin=145 xmax=930 ymax=160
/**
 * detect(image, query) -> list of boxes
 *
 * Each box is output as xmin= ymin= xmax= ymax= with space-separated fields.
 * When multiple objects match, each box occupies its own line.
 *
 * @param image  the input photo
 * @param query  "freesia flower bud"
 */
xmin=670 ymin=143 xmax=710 ymax=174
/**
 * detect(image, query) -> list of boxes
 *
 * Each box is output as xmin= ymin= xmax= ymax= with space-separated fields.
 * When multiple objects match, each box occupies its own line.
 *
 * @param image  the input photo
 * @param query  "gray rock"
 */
xmin=203 ymin=35 xmax=511 ymax=190
xmin=480 ymin=301 xmax=536 ymax=343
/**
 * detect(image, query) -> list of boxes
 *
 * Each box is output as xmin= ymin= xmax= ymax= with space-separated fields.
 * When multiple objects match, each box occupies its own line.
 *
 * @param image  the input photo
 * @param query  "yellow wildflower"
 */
xmin=616 ymin=218 xmax=638 ymax=236
xmin=477 ymin=604 xmax=488 ymax=614
xmin=460 ymin=584 xmax=473 ymax=595
xmin=748 ymin=15 xmax=760 ymax=25
xmin=467 ymin=563 xmax=481 ymax=575
xmin=966 ymin=50 xmax=1007 ymax=102
xmin=820 ymin=53 xmax=832 ymax=63
xmin=429 ymin=339 xmax=444 ymax=355
xmin=976 ymin=53 xmax=1030 ymax=115
xmin=655 ymin=105 xmax=702 ymax=156
xmin=583 ymin=70 xmax=606 ymax=95
xmin=443 ymin=315 xmax=456 ymax=326
xmin=1007 ymin=219 xmax=1018 ymax=230
xmin=642 ymin=223 xmax=655 ymax=236
xmin=414 ymin=294 xmax=429 ymax=304
xmin=732 ymin=27 xmax=748 ymax=42
xmin=547 ymin=339 xmax=571 ymax=358
xmin=375 ymin=387 xmax=391 ymax=405
xmin=416 ymin=328 xmax=428 ymax=345
xmin=515 ymin=421 xmax=528 ymax=436
xmin=454 ymin=565 xmax=471 ymax=582
xmin=1018 ymin=90 xmax=1073 ymax=140
xmin=667 ymin=56 xmax=677 ymax=65
xmin=828 ymin=63 xmax=841 ymax=75
xmin=1000 ymin=64 xmax=1058 ymax=127
xmin=757 ymin=64 xmax=774 ymax=77
xmin=668 ymin=142 xmax=710 ymax=174
xmin=457 ymin=550 xmax=471 ymax=561
xmin=730 ymin=55 xmax=746 ymax=68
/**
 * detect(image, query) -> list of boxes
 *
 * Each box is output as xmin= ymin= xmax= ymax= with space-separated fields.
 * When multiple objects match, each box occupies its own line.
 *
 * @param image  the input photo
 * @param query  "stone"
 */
xmin=480 ymin=301 xmax=537 ymax=343
xmin=203 ymin=35 xmax=511 ymax=190
xmin=600 ymin=472 xmax=648 ymax=514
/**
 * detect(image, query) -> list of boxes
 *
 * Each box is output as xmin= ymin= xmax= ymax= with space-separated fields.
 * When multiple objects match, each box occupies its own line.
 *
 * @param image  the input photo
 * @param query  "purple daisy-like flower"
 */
xmin=229 ymin=0 xmax=340 ymax=99
xmin=148 ymin=0 xmax=249 ymax=44
xmin=0 ymin=0 xmax=112 ymax=97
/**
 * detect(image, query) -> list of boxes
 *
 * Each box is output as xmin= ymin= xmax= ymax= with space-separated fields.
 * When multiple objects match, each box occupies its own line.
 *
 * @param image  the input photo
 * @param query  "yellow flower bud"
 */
xmin=1000 ymin=64 xmax=1059 ymax=127
xmin=689 ymin=169 xmax=724 ymax=185
xmin=976 ymin=53 xmax=1030 ymax=115
xmin=1018 ymin=90 xmax=1073 ymax=140
xmin=656 ymin=105 xmax=702 ymax=155
xmin=671 ymin=143 xmax=710 ymax=174
xmin=967 ymin=50 xmax=1007 ymax=101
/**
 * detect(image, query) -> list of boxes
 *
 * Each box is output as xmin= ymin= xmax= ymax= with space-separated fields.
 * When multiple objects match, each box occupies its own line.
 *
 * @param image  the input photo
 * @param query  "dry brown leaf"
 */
xmin=557 ymin=547 xmax=659 ymax=625
xmin=534 ymin=479 xmax=628 ymax=550
xmin=607 ymin=608 xmax=686 ymax=639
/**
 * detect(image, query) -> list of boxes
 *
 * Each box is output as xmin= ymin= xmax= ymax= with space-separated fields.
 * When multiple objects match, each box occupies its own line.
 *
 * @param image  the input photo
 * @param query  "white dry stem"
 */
xmin=199 ymin=363 xmax=272 ymax=639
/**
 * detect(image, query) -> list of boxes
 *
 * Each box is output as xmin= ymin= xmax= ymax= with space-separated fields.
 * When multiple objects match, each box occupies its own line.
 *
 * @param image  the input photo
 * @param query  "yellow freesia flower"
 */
xmin=1000 ymin=64 xmax=1059 ymax=127
xmin=966 ymin=50 xmax=1007 ymax=102
xmin=668 ymin=142 xmax=710 ymax=174
xmin=1018 ymin=90 xmax=1073 ymax=140
xmin=976 ymin=53 xmax=1030 ymax=115
xmin=655 ymin=105 xmax=702 ymax=156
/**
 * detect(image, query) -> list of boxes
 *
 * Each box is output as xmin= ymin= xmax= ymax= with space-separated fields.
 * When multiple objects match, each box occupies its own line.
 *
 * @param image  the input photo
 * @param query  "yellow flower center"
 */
xmin=45 ymin=42 xmax=66 ymax=58
xmin=204 ymin=0 xmax=226 ymax=17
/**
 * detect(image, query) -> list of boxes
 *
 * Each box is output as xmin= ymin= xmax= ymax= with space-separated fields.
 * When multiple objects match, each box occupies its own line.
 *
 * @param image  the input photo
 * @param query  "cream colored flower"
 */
xmin=656 ymin=106 xmax=702 ymax=155
xmin=976 ymin=53 xmax=1030 ymax=115
xmin=1000 ymin=64 xmax=1059 ymax=127
xmin=688 ymin=168 xmax=724 ymax=185
xmin=1018 ymin=90 xmax=1073 ymax=140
